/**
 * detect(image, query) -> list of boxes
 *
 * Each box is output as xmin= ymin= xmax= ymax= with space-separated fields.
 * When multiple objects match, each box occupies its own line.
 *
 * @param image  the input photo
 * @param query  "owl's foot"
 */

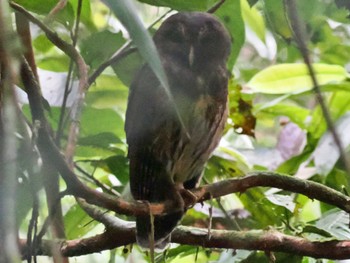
xmin=179 ymin=188 xmax=198 ymax=208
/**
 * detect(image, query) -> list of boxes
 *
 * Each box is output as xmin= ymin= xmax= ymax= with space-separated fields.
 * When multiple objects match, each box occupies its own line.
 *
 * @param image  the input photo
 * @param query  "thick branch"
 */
xmin=193 ymin=172 xmax=350 ymax=213
xmin=173 ymin=226 xmax=350 ymax=260
xmin=19 ymin=226 xmax=350 ymax=260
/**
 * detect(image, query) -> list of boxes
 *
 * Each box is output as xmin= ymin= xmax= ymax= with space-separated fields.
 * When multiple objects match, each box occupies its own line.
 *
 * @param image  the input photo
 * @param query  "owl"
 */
xmin=125 ymin=12 xmax=231 ymax=250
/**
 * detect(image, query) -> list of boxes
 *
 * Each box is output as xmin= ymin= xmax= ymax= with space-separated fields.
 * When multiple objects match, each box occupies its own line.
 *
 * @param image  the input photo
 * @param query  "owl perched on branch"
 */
xmin=125 ymin=12 xmax=231 ymax=250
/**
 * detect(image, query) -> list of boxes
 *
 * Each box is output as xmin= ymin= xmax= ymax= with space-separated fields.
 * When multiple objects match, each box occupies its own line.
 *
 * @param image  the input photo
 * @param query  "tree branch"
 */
xmin=193 ymin=172 xmax=350 ymax=213
xmin=19 ymin=226 xmax=350 ymax=260
xmin=207 ymin=0 xmax=226 ymax=14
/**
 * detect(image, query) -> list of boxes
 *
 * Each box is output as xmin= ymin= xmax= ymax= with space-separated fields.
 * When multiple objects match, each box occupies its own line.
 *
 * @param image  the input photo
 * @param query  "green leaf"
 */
xmin=216 ymin=0 xmax=245 ymax=69
xmin=86 ymin=74 xmax=129 ymax=110
xmin=103 ymin=155 xmax=130 ymax=185
xmin=75 ymin=145 xmax=118 ymax=158
xmin=256 ymin=103 xmax=310 ymax=129
xmin=79 ymin=132 xmax=122 ymax=149
xmin=80 ymin=107 xmax=125 ymax=139
xmin=276 ymin=150 xmax=312 ymax=174
xmin=80 ymin=30 xmax=125 ymax=70
xmin=239 ymin=188 xmax=288 ymax=228
xmin=33 ymin=34 xmax=54 ymax=53
xmin=241 ymin=0 xmax=266 ymax=41
xmin=248 ymin=63 xmax=347 ymax=94
xmin=308 ymin=91 xmax=350 ymax=139
xmin=37 ymin=55 xmax=71 ymax=72
xmin=112 ymin=51 xmax=143 ymax=86
xmin=64 ymin=204 xmax=98 ymax=239
xmin=263 ymin=0 xmax=292 ymax=40
xmin=325 ymin=169 xmax=349 ymax=196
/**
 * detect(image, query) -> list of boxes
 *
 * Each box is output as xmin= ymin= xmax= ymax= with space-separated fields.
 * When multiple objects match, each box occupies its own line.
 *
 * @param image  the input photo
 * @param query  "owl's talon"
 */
xmin=179 ymin=189 xmax=198 ymax=207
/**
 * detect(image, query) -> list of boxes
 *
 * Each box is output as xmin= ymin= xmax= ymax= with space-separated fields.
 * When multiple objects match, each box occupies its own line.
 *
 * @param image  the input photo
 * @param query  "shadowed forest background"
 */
xmin=1 ymin=0 xmax=350 ymax=262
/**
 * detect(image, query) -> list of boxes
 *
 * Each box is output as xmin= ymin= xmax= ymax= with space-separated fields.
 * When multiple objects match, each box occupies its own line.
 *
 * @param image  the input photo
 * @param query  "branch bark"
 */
xmin=193 ymin=172 xmax=350 ymax=213
xmin=18 ymin=226 xmax=350 ymax=260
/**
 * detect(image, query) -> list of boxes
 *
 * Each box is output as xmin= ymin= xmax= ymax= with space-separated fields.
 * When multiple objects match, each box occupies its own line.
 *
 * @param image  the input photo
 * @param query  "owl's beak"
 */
xmin=188 ymin=45 xmax=194 ymax=68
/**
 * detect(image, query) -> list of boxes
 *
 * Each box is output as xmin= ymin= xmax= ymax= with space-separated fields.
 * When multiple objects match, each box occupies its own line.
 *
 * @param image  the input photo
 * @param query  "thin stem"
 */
xmin=285 ymin=0 xmax=350 ymax=181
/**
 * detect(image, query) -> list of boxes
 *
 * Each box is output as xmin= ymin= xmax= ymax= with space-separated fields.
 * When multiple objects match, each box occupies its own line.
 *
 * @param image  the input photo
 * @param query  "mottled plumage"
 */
xmin=125 ymin=12 xmax=231 ymax=250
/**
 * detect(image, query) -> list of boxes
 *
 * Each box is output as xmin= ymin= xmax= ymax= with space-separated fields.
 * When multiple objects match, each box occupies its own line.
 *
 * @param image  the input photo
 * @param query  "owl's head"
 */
xmin=154 ymin=12 xmax=231 ymax=71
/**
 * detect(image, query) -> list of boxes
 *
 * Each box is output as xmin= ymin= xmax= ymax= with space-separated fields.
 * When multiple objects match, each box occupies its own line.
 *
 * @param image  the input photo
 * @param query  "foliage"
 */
xmin=1 ymin=0 xmax=350 ymax=262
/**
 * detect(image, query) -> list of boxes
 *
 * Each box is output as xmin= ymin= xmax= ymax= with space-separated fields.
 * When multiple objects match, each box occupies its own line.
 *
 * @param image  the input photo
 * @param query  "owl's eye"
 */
xmin=199 ymin=21 xmax=216 ymax=44
xmin=166 ymin=24 xmax=185 ymax=43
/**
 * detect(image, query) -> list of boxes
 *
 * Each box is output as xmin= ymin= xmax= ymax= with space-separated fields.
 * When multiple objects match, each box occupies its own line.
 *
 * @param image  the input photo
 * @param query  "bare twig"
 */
xmin=74 ymin=164 xmax=120 ymax=196
xmin=207 ymin=0 xmax=226 ymax=14
xmin=56 ymin=0 xmax=83 ymax=146
xmin=44 ymin=0 xmax=68 ymax=24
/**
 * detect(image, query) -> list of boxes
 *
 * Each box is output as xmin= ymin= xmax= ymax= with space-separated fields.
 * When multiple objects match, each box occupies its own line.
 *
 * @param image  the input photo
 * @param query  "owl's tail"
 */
xmin=136 ymin=210 xmax=184 ymax=251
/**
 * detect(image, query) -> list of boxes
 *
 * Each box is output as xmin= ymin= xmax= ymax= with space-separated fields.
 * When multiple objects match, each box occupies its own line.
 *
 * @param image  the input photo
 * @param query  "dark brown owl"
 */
xmin=125 ymin=12 xmax=231 ymax=250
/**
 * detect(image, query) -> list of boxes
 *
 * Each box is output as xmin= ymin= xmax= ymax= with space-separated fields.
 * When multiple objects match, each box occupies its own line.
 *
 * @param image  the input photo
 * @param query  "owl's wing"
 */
xmin=125 ymin=65 xmax=179 ymax=202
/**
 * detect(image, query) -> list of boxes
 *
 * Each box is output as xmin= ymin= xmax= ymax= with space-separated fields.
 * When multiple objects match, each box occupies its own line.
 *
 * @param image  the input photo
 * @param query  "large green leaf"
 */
xmin=80 ymin=30 xmax=125 ymax=70
xmin=80 ymin=107 xmax=125 ymax=139
xmin=248 ymin=63 xmax=347 ymax=94
xmin=256 ymin=103 xmax=310 ymax=129
xmin=86 ymin=74 xmax=128 ymax=110
xmin=112 ymin=51 xmax=143 ymax=86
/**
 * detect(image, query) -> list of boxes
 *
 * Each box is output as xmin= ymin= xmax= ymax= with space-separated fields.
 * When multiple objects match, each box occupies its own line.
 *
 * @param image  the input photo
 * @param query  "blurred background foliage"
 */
xmin=10 ymin=0 xmax=350 ymax=262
